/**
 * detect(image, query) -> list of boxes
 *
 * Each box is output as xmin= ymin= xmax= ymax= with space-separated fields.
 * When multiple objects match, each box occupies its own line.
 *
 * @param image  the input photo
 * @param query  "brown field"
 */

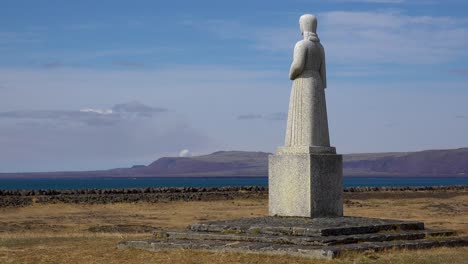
xmin=0 ymin=190 xmax=467 ymax=264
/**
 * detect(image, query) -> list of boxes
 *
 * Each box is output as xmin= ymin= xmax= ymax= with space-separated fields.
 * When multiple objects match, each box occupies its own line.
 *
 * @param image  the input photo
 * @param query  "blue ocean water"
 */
xmin=0 ymin=177 xmax=466 ymax=190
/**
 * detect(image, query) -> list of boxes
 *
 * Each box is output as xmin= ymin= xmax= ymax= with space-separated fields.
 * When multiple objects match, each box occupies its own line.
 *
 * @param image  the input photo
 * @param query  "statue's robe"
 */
xmin=285 ymin=37 xmax=330 ymax=148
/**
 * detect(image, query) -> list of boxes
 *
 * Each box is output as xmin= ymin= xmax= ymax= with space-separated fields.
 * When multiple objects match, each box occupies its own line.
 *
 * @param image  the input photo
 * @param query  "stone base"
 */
xmin=118 ymin=217 xmax=468 ymax=259
xmin=269 ymin=152 xmax=343 ymax=217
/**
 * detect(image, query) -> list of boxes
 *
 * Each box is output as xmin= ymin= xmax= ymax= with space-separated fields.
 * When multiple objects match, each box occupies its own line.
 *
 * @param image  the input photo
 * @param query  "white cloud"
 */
xmin=0 ymin=102 xmax=167 ymax=127
xmin=80 ymin=108 xmax=113 ymax=115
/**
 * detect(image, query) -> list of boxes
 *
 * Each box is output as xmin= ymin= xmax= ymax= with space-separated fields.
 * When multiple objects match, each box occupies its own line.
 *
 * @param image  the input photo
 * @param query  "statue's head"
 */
xmin=299 ymin=14 xmax=318 ymax=35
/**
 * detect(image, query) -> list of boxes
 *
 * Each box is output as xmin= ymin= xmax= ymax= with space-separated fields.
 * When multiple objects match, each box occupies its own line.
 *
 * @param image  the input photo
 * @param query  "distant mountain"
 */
xmin=144 ymin=151 xmax=268 ymax=177
xmin=344 ymin=148 xmax=468 ymax=177
xmin=1 ymin=148 xmax=467 ymax=179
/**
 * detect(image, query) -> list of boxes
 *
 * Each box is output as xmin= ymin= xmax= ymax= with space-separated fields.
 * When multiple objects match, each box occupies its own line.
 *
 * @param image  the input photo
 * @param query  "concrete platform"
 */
xmin=118 ymin=216 xmax=468 ymax=259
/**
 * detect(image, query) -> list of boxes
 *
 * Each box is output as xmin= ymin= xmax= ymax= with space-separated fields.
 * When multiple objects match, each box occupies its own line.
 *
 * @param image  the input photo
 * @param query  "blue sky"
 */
xmin=1 ymin=0 xmax=467 ymax=172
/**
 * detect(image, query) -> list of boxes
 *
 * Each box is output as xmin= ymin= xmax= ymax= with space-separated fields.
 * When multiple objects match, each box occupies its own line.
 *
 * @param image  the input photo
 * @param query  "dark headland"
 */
xmin=1 ymin=147 xmax=468 ymax=179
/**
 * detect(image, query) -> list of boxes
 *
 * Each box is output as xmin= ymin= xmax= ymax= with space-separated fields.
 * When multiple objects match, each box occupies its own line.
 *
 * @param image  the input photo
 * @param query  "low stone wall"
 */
xmin=0 ymin=185 xmax=466 ymax=208
xmin=0 ymin=186 xmax=267 ymax=208
xmin=343 ymin=185 xmax=467 ymax=192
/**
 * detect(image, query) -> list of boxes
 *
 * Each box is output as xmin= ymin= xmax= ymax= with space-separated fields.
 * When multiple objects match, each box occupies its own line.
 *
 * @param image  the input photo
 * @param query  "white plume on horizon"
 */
xmin=179 ymin=149 xmax=192 ymax=157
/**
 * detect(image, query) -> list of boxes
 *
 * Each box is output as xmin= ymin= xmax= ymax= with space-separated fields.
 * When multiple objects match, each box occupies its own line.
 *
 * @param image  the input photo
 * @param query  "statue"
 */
xmin=269 ymin=14 xmax=342 ymax=217
xmin=281 ymin=14 xmax=334 ymax=154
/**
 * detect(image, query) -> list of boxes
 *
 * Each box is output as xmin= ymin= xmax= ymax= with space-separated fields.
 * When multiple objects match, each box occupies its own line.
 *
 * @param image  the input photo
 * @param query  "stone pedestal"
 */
xmin=268 ymin=150 xmax=343 ymax=218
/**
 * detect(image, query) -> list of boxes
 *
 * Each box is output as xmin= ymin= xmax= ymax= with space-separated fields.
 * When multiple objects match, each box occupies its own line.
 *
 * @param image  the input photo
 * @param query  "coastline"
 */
xmin=0 ymin=176 xmax=466 ymax=191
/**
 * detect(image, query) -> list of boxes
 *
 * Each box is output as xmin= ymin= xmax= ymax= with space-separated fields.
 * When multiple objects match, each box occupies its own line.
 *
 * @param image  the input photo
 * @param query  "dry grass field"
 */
xmin=0 ymin=190 xmax=467 ymax=264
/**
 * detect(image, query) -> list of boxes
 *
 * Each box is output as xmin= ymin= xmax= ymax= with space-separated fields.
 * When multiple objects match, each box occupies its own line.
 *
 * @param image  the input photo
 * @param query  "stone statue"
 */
xmin=269 ymin=14 xmax=342 ymax=218
xmin=280 ymin=14 xmax=334 ymax=154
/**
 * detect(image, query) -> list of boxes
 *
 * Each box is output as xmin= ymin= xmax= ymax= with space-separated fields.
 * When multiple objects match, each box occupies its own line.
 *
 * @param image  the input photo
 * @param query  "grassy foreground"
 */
xmin=0 ymin=190 xmax=467 ymax=263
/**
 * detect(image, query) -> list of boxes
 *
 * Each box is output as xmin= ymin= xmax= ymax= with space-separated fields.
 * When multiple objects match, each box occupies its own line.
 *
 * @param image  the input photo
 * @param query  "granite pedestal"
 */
xmin=269 ymin=147 xmax=343 ymax=218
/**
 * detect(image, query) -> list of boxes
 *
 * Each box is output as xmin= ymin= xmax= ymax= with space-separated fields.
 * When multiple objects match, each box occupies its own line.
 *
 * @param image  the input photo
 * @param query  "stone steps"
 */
xmin=154 ymin=229 xmax=455 ymax=246
xmin=118 ymin=216 xmax=467 ymax=259
xmin=323 ymin=236 xmax=468 ymax=258
xmin=118 ymin=236 xmax=468 ymax=259
xmin=189 ymin=216 xmax=425 ymax=236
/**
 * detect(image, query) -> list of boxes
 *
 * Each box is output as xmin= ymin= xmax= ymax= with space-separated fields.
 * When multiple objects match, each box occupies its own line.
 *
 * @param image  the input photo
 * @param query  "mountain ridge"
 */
xmin=1 ymin=148 xmax=467 ymax=178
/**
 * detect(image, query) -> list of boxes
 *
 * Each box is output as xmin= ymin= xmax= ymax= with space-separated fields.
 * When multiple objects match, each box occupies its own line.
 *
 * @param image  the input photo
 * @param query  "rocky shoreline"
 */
xmin=0 ymin=185 xmax=466 ymax=208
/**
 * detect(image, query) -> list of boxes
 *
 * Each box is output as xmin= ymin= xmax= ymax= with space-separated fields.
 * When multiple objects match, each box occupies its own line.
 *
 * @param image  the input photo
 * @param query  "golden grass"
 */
xmin=1 ymin=236 xmax=467 ymax=264
xmin=344 ymin=193 xmax=468 ymax=234
xmin=0 ymin=191 xmax=466 ymax=263
xmin=0 ymin=199 xmax=267 ymax=233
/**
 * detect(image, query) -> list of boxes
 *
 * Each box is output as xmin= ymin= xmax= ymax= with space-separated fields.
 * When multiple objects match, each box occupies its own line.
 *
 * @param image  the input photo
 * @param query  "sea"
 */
xmin=0 ymin=177 xmax=467 ymax=190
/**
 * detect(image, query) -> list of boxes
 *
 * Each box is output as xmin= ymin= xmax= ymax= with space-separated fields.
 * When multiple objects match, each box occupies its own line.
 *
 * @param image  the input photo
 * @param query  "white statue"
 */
xmin=282 ymin=14 xmax=333 ymax=153
xmin=269 ymin=14 xmax=342 ymax=218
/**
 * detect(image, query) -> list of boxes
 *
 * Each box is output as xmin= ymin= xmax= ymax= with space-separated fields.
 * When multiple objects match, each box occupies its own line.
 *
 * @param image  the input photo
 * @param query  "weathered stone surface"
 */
xmin=323 ymin=237 xmax=468 ymax=258
xmin=154 ymin=229 xmax=454 ymax=246
xmin=119 ymin=216 xmax=467 ymax=259
xmin=189 ymin=217 xmax=423 ymax=236
xmin=277 ymin=146 xmax=336 ymax=155
xmin=118 ymin=236 xmax=468 ymax=260
xmin=269 ymin=153 xmax=343 ymax=217
xmin=118 ymin=239 xmax=331 ymax=259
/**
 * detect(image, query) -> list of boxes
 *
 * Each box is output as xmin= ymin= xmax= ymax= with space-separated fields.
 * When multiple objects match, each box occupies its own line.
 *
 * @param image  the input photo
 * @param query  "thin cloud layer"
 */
xmin=320 ymin=11 xmax=468 ymax=65
xmin=188 ymin=11 xmax=468 ymax=65
xmin=0 ymin=102 xmax=168 ymax=127
xmin=451 ymin=69 xmax=468 ymax=76
xmin=112 ymin=101 xmax=167 ymax=115
xmin=0 ymin=102 xmax=213 ymax=172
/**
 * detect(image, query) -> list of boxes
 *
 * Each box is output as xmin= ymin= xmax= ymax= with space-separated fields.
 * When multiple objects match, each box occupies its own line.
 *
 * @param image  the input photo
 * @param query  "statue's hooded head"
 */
xmin=299 ymin=14 xmax=319 ymax=42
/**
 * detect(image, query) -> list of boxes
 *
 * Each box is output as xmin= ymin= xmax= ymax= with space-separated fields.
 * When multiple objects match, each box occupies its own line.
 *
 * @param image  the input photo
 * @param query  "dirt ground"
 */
xmin=0 ymin=190 xmax=467 ymax=264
